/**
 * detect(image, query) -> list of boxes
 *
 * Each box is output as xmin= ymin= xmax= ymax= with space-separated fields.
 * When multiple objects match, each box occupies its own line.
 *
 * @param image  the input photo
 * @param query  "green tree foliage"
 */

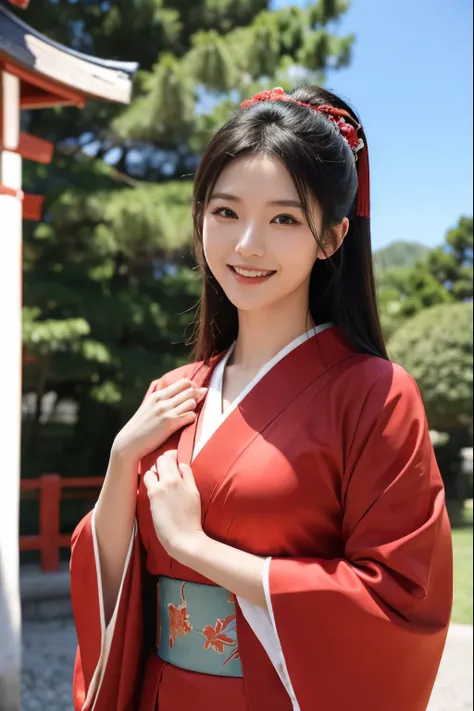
xmin=388 ymin=302 xmax=473 ymax=432
xmin=373 ymin=241 xmax=430 ymax=272
xmin=19 ymin=0 xmax=354 ymax=477
xmin=376 ymin=216 xmax=473 ymax=338
xmin=388 ymin=300 xmax=473 ymax=502
xmin=425 ymin=216 xmax=473 ymax=302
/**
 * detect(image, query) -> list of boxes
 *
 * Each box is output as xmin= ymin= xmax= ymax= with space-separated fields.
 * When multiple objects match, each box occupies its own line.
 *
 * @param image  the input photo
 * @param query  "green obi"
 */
xmin=157 ymin=576 xmax=243 ymax=678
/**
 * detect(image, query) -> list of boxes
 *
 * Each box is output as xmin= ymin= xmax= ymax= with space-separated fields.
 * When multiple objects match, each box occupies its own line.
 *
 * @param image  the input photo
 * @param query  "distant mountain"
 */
xmin=373 ymin=242 xmax=431 ymax=272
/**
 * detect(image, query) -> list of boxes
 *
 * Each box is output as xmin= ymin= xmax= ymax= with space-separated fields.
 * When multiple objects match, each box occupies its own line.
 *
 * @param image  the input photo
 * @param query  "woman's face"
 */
xmin=203 ymin=153 xmax=346 ymax=315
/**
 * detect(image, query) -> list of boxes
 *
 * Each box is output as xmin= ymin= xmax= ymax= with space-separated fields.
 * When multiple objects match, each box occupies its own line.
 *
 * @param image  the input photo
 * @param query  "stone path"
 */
xmin=428 ymin=624 xmax=473 ymax=711
xmin=21 ymin=618 xmax=473 ymax=710
xmin=22 ymin=618 xmax=75 ymax=711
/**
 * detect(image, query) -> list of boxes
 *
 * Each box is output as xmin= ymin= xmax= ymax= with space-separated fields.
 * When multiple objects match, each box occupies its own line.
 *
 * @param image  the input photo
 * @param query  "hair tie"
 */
xmin=240 ymin=87 xmax=370 ymax=219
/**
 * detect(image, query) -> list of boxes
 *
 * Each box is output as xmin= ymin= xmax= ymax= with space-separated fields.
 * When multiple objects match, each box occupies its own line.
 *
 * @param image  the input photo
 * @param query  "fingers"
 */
xmin=144 ymin=451 xmax=179 ymax=494
xmin=174 ymin=410 xmax=198 ymax=428
xmin=179 ymin=463 xmax=199 ymax=494
xmin=168 ymin=386 xmax=207 ymax=412
xmin=195 ymin=387 xmax=208 ymax=402
xmin=143 ymin=469 xmax=159 ymax=496
xmin=173 ymin=398 xmax=199 ymax=417
xmin=158 ymin=379 xmax=207 ymax=404
xmin=157 ymin=450 xmax=181 ymax=481
xmin=157 ymin=378 xmax=194 ymax=400
xmin=146 ymin=453 xmax=198 ymax=496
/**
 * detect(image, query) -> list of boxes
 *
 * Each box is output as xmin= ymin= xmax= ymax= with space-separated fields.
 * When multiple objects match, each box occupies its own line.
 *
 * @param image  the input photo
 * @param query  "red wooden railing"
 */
xmin=20 ymin=475 xmax=104 ymax=572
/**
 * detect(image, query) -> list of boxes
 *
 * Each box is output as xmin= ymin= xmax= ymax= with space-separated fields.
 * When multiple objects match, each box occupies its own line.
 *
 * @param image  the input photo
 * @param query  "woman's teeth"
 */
xmin=233 ymin=267 xmax=273 ymax=278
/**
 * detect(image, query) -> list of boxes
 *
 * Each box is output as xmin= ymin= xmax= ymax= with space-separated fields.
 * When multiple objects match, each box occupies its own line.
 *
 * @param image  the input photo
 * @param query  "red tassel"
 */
xmin=356 ymin=145 xmax=370 ymax=219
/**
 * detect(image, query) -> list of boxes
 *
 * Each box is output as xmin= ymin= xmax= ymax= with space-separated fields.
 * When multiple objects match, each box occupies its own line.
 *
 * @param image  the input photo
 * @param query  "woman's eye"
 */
xmin=211 ymin=207 xmax=237 ymax=219
xmin=273 ymin=214 xmax=299 ymax=226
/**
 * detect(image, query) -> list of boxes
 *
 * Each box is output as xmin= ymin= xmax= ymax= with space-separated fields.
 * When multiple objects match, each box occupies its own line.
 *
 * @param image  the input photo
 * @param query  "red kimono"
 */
xmin=70 ymin=326 xmax=453 ymax=711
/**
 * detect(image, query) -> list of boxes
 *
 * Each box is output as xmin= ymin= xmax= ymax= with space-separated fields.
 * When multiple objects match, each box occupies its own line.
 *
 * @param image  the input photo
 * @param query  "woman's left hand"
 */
xmin=143 ymin=450 xmax=205 ymax=562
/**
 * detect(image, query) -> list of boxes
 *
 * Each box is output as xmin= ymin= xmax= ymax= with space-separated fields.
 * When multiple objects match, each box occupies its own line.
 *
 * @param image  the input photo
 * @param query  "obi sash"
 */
xmin=156 ymin=576 xmax=243 ymax=678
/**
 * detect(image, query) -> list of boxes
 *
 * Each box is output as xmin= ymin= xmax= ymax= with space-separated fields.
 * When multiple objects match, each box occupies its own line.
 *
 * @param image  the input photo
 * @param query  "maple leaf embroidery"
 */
xmin=202 ymin=615 xmax=237 ymax=654
xmin=222 ymin=647 xmax=241 ymax=669
xmin=168 ymin=583 xmax=192 ymax=648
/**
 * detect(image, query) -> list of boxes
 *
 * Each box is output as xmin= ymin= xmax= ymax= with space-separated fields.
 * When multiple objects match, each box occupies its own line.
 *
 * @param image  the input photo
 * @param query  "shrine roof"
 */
xmin=0 ymin=2 xmax=138 ymax=106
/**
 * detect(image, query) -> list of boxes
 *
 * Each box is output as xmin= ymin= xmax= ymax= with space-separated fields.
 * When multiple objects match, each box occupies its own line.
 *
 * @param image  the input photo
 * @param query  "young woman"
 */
xmin=71 ymin=86 xmax=453 ymax=711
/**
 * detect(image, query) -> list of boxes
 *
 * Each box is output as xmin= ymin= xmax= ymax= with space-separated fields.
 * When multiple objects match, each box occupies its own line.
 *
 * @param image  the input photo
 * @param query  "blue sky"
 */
xmin=271 ymin=0 xmax=473 ymax=250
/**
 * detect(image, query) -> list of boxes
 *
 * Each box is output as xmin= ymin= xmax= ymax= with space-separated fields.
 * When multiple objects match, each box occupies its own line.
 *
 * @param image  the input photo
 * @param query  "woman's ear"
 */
xmin=318 ymin=217 xmax=350 ymax=260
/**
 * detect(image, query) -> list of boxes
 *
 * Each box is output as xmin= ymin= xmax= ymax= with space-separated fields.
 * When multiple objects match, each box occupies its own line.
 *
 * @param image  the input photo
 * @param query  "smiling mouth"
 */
xmin=229 ymin=266 xmax=276 ymax=278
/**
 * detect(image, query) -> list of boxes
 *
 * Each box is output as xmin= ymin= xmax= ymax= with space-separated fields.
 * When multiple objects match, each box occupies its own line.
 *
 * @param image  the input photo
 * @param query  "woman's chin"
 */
xmin=223 ymin=292 xmax=277 ymax=313
xmin=217 ymin=273 xmax=283 ymax=313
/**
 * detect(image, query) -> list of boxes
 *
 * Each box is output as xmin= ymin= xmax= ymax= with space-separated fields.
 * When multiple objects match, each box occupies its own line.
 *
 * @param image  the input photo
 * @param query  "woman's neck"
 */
xmin=230 ymin=301 xmax=315 ymax=371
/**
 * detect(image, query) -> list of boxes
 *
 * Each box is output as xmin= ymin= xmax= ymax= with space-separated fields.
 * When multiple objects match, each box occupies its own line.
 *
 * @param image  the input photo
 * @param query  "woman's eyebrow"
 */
xmin=267 ymin=199 xmax=302 ymax=208
xmin=209 ymin=192 xmax=241 ymax=202
xmin=209 ymin=192 xmax=302 ymax=209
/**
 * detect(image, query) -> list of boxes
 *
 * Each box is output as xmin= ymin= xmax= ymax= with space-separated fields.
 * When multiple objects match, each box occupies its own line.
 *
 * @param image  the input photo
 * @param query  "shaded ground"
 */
xmin=21 ymin=618 xmax=473 ymax=710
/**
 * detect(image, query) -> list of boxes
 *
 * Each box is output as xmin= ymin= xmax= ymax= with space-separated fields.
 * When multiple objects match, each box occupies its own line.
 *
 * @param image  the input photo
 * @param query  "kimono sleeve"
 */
xmin=265 ymin=365 xmax=453 ymax=711
xmin=70 ymin=380 xmax=160 ymax=711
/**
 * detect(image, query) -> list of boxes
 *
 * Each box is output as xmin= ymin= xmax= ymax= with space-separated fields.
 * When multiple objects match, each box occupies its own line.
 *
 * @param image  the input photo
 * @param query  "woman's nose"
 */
xmin=234 ymin=223 xmax=265 ymax=258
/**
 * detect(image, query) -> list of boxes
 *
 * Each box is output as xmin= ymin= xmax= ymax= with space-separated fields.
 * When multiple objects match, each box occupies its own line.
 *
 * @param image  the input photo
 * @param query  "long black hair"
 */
xmin=191 ymin=85 xmax=388 ymax=362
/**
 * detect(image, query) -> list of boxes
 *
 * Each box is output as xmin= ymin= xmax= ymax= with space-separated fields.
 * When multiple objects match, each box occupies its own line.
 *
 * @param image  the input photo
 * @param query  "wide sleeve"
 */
xmin=70 ymin=511 xmax=152 ymax=711
xmin=265 ymin=365 xmax=453 ymax=711
xmin=237 ymin=565 xmax=299 ymax=708
xmin=70 ymin=379 xmax=160 ymax=711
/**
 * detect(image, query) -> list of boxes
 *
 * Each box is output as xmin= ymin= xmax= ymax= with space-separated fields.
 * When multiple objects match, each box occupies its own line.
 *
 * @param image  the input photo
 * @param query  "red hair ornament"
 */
xmin=240 ymin=88 xmax=370 ymax=219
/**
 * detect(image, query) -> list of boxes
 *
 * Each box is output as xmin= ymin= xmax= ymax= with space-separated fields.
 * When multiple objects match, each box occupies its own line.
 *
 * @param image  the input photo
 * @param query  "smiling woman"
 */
xmin=70 ymin=85 xmax=453 ymax=711
xmin=202 ymin=153 xmax=344 ymax=318
xmin=191 ymin=86 xmax=380 ymax=363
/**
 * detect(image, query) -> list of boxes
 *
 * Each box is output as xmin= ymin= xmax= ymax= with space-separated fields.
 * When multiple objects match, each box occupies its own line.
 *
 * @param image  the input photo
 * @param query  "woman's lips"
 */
xmin=228 ymin=265 xmax=276 ymax=285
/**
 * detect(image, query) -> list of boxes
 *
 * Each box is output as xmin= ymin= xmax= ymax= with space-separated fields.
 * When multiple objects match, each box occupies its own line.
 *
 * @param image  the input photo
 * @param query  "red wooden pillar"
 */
xmin=39 ymin=475 xmax=62 ymax=572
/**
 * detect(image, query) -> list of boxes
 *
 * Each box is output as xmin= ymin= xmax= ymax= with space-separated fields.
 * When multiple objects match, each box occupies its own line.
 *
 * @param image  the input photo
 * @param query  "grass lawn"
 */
xmin=451 ymin=504 xmax=473 ymax=624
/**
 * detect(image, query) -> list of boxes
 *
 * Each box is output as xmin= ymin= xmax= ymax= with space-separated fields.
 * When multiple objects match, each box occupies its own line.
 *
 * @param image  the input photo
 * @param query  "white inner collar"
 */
xmin=192 ymin=322 xmax=333 ymax=461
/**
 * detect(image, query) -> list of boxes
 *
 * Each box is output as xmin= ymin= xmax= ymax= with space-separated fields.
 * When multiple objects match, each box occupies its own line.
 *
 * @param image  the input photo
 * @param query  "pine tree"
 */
xmin=20 ymin=0 xmax=354 ymax=477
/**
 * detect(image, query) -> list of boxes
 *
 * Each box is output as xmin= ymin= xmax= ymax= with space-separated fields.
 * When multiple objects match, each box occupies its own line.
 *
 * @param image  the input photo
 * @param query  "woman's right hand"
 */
xmin=112 ymin=379 xmax=207 ymax=467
